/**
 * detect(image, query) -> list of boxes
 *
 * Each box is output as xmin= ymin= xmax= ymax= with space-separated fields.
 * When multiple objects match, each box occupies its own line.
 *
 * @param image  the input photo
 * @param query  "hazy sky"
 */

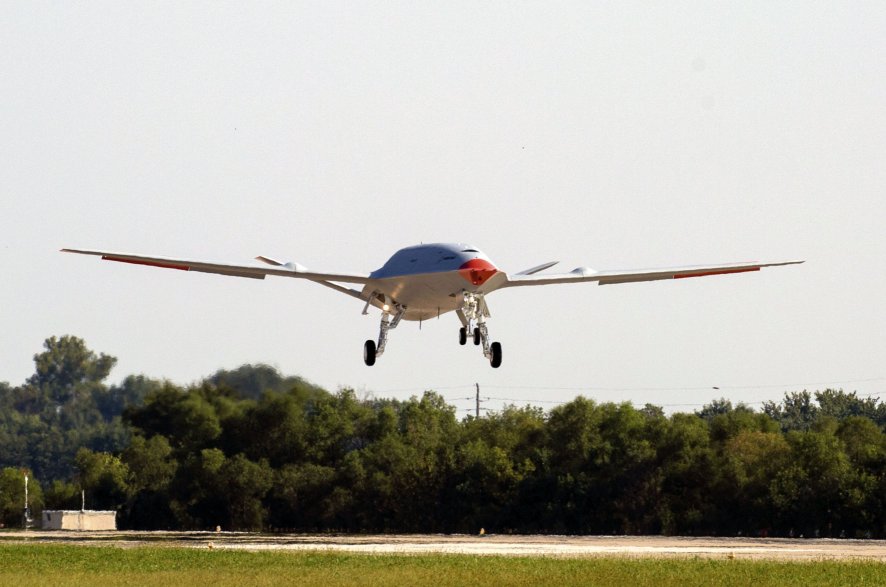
xmin=2 ymin=2 xmax=884 ymax=415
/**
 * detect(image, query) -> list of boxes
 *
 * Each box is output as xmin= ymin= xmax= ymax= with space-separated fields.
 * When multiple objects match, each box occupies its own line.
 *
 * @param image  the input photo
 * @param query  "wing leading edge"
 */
xmin=502 ymin=260 xmax=804 ymax=287
xmin=60 ymin=248 xmax=372 ymax=284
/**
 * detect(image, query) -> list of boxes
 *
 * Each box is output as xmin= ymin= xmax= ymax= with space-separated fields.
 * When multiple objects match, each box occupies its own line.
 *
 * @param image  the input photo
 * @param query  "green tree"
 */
xmin=170 ymin=448 xmax=227 ymax=529
xmin=93 ymin=375 xmax=160 ymax=421
xmin=303 ymin=388 xmax=375 ymax=466
xmin=169 ymin=449 xmax=272 ymax=530
xmin=696 ymin=398 xmax=737 ymax=421
xmin=0 ymin=337 xmax=131 ymax=481
xmin=655 ymin=413 xmax=715 ymax=535
xmin=122 ymin=435 xmax=176 ymax=493
xmin=125 ymin=383 xmax=221 ymax=454
xmin=719 ymin=430 xmax=791 ymax=534
xmin=341 ymin=392 xmax=459 ymax=532
xmin=817 ymin=389 xmax=886 ymax=425
xmin=834 ymin=417 xmax=885 ymax=535
xmin=269 ymin=462 xmax=337 ymax=530
xmin=458 ymin=405 xmax=546 ymax=532
xmin=28 ymin=335 xmax=116 ymax=408
xmin=120 ymin=434 xmax=178 ymax=530
xmin=227 ymin=390 xmax=310 ymax=467
xmin=543 ymin=399 xmax=663 ymax=534
xmin=75 ymin=448 xmax=132 ymax=511
xmin=706 ymin=403 xmax=777 ymax=444
xmin=43 ymin=479 xmax=81 ymax=510
xmin=0 ymin=382 xmax=12 ymax=411
xmin=836 ymin=417 xmax=885 ymax=469
xmin=763 ymin=391 xmax=819 ymax=432
xmin=770 ymin=430 xmax=854 ymax=536
xmin=449 ymin=439 xmax=522 ymax=532
xmin=209 ymin=364 xmax=325 ymax=401
xmin=219 ymin=454 xmax=273 ymax=530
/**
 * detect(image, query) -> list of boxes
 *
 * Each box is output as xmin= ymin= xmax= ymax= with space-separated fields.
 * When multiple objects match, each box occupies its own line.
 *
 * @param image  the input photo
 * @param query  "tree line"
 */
xmin=2 ymin=335 xmax=885 ymax=538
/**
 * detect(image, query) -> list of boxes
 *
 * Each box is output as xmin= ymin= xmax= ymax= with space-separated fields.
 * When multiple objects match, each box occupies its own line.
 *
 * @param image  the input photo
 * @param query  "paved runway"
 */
xmin=3 ymin=531 xmax=885 ymax=560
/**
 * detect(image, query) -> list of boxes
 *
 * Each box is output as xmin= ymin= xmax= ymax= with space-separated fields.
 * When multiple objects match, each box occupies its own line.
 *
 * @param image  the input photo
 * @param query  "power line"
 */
xmin=373 ymin=377 xmax=883 ymax=396
xmin=478 ymin=377 xmax=884 ymax=393
xmin=445 ymin=389 xmax=885 ymax=411
xmin=373 ymin=384 xmax=475 ymax=393
xmin=368 ymin=377 xmax=885 ymax=412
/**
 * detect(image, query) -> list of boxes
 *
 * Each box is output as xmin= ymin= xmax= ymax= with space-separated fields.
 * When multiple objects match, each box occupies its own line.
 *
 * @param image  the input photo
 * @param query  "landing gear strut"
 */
xmin=364 ymin=297 xmax=404 ymax=366
xmin=456 ymin=292 xmax=502 ymax=368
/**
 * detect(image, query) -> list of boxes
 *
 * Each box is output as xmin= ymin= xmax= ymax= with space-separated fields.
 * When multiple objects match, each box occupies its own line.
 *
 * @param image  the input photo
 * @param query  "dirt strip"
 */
xmin=2 ymin=531 xmax=885 ymax=561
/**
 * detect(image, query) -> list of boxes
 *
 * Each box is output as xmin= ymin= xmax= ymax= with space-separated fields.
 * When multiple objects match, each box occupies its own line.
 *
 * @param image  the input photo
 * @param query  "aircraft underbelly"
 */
xmin=368 ymin=271 xmax=470 ymax=321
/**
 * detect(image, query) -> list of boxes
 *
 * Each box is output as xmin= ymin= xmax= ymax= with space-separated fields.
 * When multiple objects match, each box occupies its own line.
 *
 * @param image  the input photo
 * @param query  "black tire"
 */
xmin=473 ymin=327 xmax=481 ymax=346
xmin=363 ymin=340 xmax=376 ymax=366
xmin=490 ymin=342 xmax=502 ymax=368
xmin=459 ymin=327 xmax=467 ymax=346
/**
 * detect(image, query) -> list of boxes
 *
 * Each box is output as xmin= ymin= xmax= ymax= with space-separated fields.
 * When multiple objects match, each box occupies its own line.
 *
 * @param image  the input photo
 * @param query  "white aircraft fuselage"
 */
xmin=364 ymin=243 xmax=502 ymax=321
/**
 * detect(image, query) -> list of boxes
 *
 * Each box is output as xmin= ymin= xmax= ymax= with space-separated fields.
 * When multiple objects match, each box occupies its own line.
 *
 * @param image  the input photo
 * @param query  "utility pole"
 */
xmin=23 ymin=472 xmax=32 ymax=529
xmin=475 ymin=383 xmax=480 ymax=419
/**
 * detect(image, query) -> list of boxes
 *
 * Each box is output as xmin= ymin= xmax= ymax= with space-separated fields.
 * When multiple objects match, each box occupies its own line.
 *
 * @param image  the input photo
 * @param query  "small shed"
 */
xmin=42 ymin=510 xmax=116 ymax=531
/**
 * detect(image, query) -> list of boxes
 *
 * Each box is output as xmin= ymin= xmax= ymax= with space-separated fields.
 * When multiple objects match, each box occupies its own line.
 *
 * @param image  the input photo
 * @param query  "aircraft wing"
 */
xmin=61 ymin=248 xmax=372 ymax=284
xmin=502 ymin=260 xmax=804 ymax=287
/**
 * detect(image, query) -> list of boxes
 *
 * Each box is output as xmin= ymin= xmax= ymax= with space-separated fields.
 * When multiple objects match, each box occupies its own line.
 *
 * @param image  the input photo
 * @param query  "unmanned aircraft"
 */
xmin=62 ymin=243 xmax=802 ymax=368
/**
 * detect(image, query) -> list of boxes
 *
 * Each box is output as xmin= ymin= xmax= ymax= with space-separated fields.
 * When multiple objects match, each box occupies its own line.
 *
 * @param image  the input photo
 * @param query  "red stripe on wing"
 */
xmin=673 ymin=267 xmax=760 ymax=279
xmin=102 ymin=256 xmax=190 ymax=271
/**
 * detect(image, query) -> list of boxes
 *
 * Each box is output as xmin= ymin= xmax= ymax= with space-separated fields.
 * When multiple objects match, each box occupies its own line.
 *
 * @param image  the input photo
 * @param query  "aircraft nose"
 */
xmin=458 ymin=259 xmax=498 ymax=286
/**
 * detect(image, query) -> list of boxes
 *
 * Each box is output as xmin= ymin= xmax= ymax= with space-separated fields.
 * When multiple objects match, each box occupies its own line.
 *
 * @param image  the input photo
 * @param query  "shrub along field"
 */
xmin=0 ymin=544 xmax=885 ymax=587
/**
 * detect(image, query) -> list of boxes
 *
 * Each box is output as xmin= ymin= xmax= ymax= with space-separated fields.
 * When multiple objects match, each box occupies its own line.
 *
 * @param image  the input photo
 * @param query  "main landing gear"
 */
xmin=363 ymin=295 xmax=404 ymax=366
xmin=457 ymin=292 xmax=502 ymax=368
xmin=362 ymin=291 xmax=501 ymax=369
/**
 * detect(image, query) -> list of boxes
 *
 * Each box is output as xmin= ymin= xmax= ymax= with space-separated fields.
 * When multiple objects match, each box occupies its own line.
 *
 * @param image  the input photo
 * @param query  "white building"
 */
xmin=42 ymin=510 xmax=116 ymax=530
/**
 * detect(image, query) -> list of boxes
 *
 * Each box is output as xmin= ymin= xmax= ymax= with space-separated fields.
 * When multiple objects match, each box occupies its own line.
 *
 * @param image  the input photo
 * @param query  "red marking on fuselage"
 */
xmin=673 ymin=267 xmax=760 ymax=279
xmin=458 ymin=258 xmax=498 ymax=286
xmin=102 ymin=256 xmax=190 ymax=271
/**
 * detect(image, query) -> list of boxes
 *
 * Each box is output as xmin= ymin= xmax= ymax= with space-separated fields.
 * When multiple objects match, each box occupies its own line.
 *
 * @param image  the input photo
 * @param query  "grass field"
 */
xmin=1 ymin=544 xmax=884 ymax=586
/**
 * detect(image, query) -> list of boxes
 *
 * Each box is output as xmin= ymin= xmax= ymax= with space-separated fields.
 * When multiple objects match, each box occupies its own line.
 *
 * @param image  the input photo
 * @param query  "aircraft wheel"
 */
xmin=490 ymin=342 xmax=502 ymax=368
xmin=473 ymin=327 xmax=481 ymax=346
xmin=459 ymin=327 xmax=467 ymax=346
xmin=363 ymin=340 xmax=376 ymax=366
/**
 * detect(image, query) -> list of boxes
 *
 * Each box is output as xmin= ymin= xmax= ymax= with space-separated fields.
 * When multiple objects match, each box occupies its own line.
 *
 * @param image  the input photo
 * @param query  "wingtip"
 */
xmin=763 ymin=259 xmax=805 ymax=267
